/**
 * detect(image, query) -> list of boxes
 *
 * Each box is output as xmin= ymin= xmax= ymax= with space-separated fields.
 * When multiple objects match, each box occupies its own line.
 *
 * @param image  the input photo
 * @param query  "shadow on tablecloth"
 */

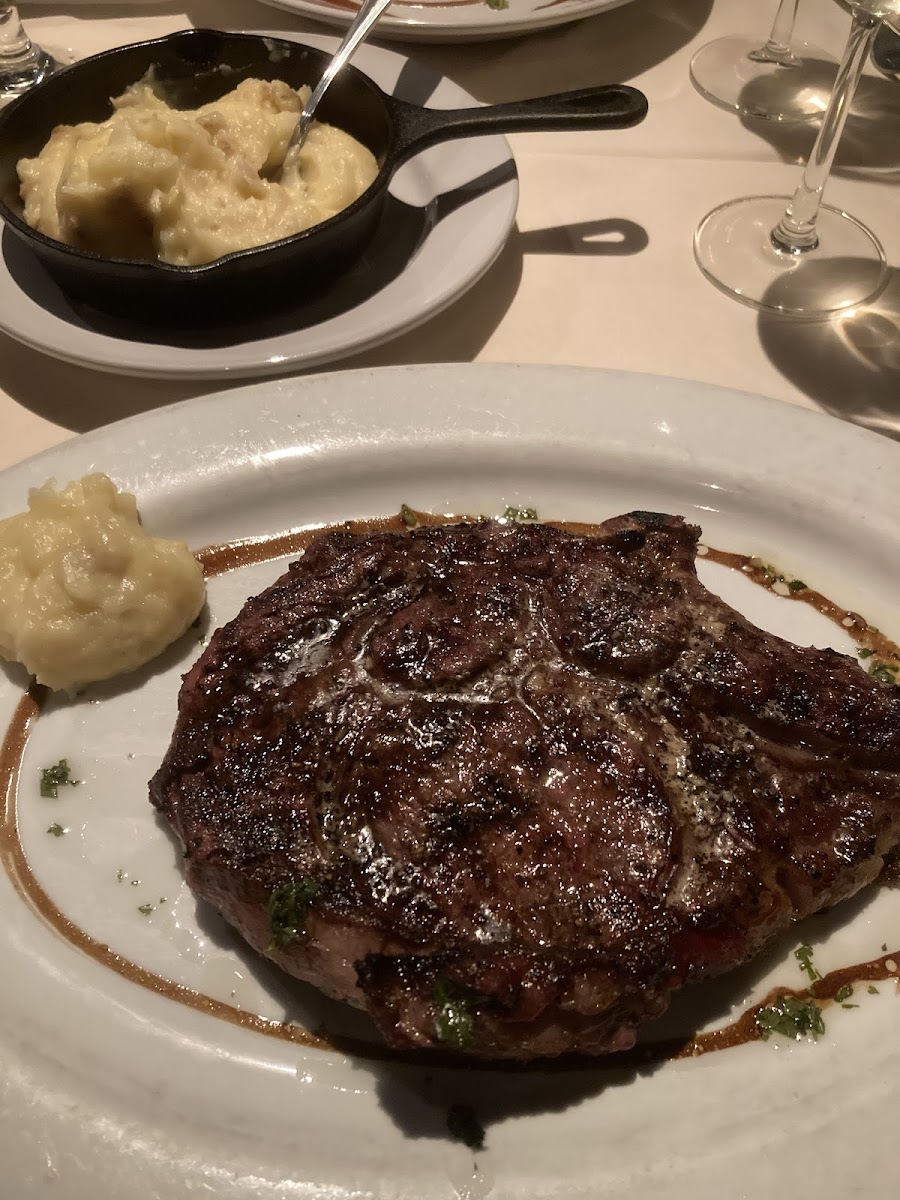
xmin=739 ymin=69 xmax=900 ymax=181
xmin=516 ymin=217 xmax=648 ymax=256
xmin=1 ymin=211 xmax=649 ymax=431
xmin=0 ymin=220 xmax=523 ymax=431
xmin=758 ymin=265 xmax=900 ymax=441
xmin=178 ymin=0 xmax=715 ymax=103
xmin=398 ymin=0 xmax=715 ymax=104
xmin=339 ymin=214 xmax=648 ymax=370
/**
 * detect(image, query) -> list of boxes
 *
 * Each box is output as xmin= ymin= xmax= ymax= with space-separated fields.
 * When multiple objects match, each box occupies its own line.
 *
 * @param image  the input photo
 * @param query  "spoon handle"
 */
xmin=288 ymin=0 xmax=395 ymax=154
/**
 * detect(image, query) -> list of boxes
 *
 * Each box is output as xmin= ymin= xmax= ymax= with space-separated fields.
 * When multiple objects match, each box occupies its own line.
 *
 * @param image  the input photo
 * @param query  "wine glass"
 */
xmin=690 ymin=0 xmax=837 ymax=121
xmin=694 ymin=3 xmax=895 ymax=319
xmin=0 ymin=5 xmax=64 ymax=103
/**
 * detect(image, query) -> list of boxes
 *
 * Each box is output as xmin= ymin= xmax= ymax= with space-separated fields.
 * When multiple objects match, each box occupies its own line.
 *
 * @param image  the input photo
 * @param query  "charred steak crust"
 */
xmin=150 ymin=514 xmax=900 ymax=1059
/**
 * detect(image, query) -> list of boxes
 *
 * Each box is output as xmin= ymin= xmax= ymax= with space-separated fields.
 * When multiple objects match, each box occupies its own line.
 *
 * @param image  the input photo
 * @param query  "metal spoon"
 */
xmin=280 ymin=0 xmax=394 ymax=175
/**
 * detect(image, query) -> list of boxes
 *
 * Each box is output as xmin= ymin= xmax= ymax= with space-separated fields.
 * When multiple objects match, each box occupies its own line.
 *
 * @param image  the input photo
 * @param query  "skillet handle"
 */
xmin=389 ymin=84 xmax=648 ymax=164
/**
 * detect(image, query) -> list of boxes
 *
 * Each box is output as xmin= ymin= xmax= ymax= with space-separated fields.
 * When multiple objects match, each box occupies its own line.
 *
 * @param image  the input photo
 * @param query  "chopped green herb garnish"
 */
xmin=868 ymin=986 xmax=879 ymax=994
xmin=484 ymin=0 xmax=509 ymax=9
xmin=834 ymin=984 xmax=854 ymax=1003
xmin=446 ymin=1104 xmax=485 ymax=1151
xmin=400 ymin=503 xmax=419 ymax=528
xmin=756 ymin=994 xmax=825 ymax=1042
xmin=794 ymin=943 xmax=821 ymax=983
xmin=787 ymin=580 xmax=807 ymax=593
xmin=137 ymin=903 xmax=155 ymax=916
xmin=871 ymin=662 xmax=899 ymax=685
xmin=858 ymin=648 xmax=875 ymax=659
xmin=39 ymin=759 xmax=78 ymax=798
xmin=502 ymin=505 xmax=538 ymax=522
xmin=750 ymin=559 xmax=781 ymax=584
xmin=434 ymin=978 xmax=480 ymax=1051
xmin=267 ymin=878 xmax=319 ymax=951
xmin=46 ymin=823 xmax=67 ymax=838
xmin=882 ymin=944 xmax=888 ymax=952
xmin=842 ymin=1003 xmax=859 ymax=1009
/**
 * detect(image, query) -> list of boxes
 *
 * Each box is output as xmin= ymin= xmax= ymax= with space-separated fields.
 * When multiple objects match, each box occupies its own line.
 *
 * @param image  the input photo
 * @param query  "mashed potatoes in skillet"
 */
xmin=17 ymin=77 xmax=380 ymax=265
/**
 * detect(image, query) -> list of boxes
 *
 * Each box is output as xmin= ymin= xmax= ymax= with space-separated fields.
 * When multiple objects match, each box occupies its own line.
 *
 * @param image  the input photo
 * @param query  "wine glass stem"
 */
xmin=0 ymin=6 xmax=36 ymax=63
xmin=749 ymin=0 xmax=800 ymax=67
xmin=772 ymin=11 xmax=880 ymax=254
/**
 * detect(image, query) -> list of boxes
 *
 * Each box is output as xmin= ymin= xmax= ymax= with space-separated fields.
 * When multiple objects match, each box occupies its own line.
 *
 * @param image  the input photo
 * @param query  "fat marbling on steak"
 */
xmin=150 ymin=514 xmax=900 ymax=1059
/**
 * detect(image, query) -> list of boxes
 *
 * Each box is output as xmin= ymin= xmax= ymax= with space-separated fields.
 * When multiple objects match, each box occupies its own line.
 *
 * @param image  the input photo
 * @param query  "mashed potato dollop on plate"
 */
xmin=0 ymin=474 xmax=206 ymax=692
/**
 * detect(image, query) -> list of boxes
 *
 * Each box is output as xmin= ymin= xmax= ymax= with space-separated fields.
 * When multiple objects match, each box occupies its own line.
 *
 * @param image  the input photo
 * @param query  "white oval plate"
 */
xmin=0 ymin=35 xmax=516 ymax=381
xmin=259 ymin=0 xmax=637 ymax=43
xmin=2 ymin=364 xmax=899 ymax=1200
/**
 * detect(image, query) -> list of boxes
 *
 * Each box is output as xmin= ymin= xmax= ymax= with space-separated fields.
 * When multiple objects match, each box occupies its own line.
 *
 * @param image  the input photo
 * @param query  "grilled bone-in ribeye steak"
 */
xmin=150 ymin=514 xmax=900 ymax=1059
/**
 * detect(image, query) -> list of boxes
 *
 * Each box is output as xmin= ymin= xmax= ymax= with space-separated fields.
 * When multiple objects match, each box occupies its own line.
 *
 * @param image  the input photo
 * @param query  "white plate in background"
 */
xmin=260 ymin=0 xmax=637 ymax=43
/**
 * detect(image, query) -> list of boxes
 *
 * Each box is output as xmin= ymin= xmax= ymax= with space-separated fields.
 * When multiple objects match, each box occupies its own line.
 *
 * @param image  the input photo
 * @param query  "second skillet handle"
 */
xmin=389 ymin=84 xmax=648 ymax=164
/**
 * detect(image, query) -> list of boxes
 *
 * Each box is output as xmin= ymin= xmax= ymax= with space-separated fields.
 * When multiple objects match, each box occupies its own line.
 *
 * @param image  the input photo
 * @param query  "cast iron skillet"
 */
xmin=0 ymin=28 xmax=648 ymax=321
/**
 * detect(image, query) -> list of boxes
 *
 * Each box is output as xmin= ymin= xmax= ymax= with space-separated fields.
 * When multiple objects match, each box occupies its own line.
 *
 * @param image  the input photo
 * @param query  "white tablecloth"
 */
xmin=4 ymin=0 xmax=899 ymax=469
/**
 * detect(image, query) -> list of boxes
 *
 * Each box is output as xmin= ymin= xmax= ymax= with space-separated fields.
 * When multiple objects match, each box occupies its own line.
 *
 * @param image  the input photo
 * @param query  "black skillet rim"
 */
xmin=0 ymin=28 xmax=399 ymax=279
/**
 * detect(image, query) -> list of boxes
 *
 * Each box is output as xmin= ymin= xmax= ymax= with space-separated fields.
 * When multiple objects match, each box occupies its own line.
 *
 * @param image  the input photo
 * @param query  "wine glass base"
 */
xmin=690 ymin=35 xmax=837 ymax=121
xmin=0 ymin=45 xmax=70 ymax=104
xmin=695 ymin=196 xmax=888 ymax=319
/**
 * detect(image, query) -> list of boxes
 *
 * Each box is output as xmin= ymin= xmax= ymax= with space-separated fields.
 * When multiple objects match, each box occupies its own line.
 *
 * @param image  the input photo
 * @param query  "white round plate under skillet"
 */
xmin=0 ymin=34 xmax=517 ymax=381
xmin=259 ymin=0 xmax=637 ymax=43
xmin=1 ymin=363 xmax=900 ymax=1199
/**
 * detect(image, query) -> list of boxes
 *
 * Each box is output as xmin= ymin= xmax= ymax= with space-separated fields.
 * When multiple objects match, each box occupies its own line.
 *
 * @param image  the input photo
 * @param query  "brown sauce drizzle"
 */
xmin=703 ymin=545 xmax=900 ymax=664
xmin=195 ymin=512 xmax=431 ymax=577
xmin=0 ymin=688 xmax=333 ymax=1052
xmin=673 ymin=955 xmax=900 ymax=1060
xmin=195 ymin=511 xmax=702 ymax=578
xmin=2 ymin=511 xmax=899 ymax=1069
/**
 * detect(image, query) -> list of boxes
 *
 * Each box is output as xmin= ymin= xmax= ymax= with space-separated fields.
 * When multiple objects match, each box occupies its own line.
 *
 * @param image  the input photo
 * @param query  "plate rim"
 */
xmin=2 ymin=361 xmax=898 ymax=492
xmin=258 ymin=0 xmax=638 ymax=42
